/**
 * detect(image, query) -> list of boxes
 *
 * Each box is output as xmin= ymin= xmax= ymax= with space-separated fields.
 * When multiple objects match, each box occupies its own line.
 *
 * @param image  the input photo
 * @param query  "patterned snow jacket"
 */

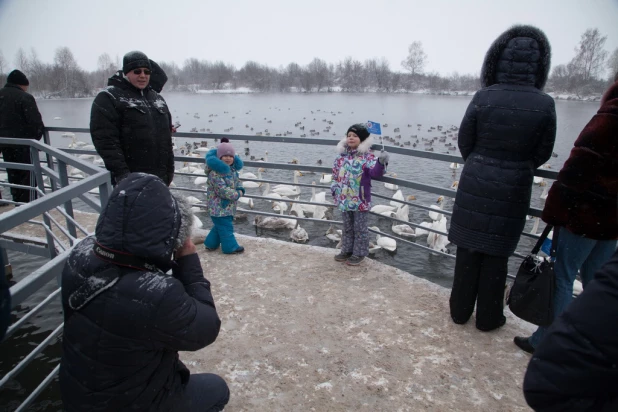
xmin=205 ymin=148 xmax=244 ymax=217
xmin=331 ymin=136 xmax=385 ymax=212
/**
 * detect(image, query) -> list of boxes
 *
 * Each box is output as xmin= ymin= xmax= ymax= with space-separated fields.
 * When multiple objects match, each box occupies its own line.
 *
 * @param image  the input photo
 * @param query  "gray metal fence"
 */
xmin=0 ymin=128 xmax=559 ymax=409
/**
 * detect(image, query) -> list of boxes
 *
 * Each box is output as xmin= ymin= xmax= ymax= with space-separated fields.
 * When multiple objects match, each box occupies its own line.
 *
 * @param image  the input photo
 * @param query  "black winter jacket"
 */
xmin=0 ymin=83 xmax=44 ymax=143
xmin=90 ymin=72 xmax=174 ymax=185
xmin=60 ymin=174 xmax=220 ymax=412
xmin=523 ymin=249 xmax=618 ymax=411
xmin=449 ymin=25 xmax=556 ymax=256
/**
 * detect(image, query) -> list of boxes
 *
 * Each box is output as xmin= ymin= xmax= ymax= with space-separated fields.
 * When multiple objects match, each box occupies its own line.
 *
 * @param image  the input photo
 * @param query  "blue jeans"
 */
xmin=176 ymin=373 xmax=230 ymax=411
xmin=204 ymin=215 xmax=240 ymax=254
xmin=529 ymin=227 xmax=617 ymax=348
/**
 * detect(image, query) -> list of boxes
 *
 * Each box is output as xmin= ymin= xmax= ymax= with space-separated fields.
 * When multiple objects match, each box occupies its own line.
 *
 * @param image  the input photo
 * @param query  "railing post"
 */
xmin=57 ymin=160 xmax=77 ymax=243
xmin=30 ymin=146 xmax=56 ymax=258
xmin=42 ymin=129 xmax=58 ymax=192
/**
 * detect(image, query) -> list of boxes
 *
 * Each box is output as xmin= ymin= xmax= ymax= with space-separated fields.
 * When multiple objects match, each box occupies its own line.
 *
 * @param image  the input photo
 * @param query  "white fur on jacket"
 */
xmin=336 ymin=135 xmax=374 ymax=154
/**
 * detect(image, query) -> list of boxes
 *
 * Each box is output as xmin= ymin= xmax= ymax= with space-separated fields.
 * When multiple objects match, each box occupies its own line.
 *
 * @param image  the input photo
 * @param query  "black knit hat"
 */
xmin=123 ymin=51 xmax=151 ymax=74
xmin=347 ymin=123 xmax=370 ymax=142
xmin=7 ymin=70 xmax=29 ymax=86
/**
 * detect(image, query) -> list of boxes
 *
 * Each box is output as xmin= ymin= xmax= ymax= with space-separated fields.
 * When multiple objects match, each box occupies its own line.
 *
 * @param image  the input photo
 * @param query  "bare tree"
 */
xmin=14 ymin=47 xmax=30 ymax=73
xmin=401 ymin=41 xmax=427 ymax=81
xmin=607 ymin=47 xmax=618 ymax=79
xmin=570 ymin=28 xmax=608 ymax=82
xmin=209 ymin=61 xmax=234 ymax=89
xmin=307 ymin=58 xmax=330 ymax=92
xmin=366 ymin=57 xmax=391 ymax=91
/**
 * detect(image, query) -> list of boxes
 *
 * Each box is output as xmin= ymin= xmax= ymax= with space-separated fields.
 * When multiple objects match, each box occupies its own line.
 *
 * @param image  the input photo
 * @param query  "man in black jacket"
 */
xmin=0 ymin=70 xmax=44 ymax=203
xmin=60 ymin=173 xmax=229 ymax=411
xmin=90 ymin=51 xmax=175 ymax=186
xmin=523 ymin=248 xmax=618 ymax=411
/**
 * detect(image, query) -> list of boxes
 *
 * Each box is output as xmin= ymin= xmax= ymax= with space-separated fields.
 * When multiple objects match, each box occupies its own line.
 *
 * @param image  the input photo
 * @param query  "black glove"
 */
xmin=378 ymin=151 xmax=390 ymax=165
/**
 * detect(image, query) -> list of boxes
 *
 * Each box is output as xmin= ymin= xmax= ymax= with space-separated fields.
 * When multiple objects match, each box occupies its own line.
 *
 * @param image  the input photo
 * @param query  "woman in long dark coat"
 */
xmin=448 ymin=25 xmax=557 ymax=331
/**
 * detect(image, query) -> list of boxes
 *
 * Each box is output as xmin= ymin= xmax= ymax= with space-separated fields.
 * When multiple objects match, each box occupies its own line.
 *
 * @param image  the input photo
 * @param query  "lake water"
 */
xmin=0 ymin=92 xmax=599 ymax=410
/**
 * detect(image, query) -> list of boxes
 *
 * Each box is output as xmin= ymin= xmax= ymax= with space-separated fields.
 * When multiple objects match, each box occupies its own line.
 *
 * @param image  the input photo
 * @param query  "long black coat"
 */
xmin=90 ymin=72 xmax=174 ymax=185
xmin=523 ymin=249 xmax=618 ymax=411
xmin=60 ymin=174 xmax=221 ymax=412
xmin=0 ymin=82 xmax=44 ymax=141
xmin=449 ymin=25 xmax=556 ymax=256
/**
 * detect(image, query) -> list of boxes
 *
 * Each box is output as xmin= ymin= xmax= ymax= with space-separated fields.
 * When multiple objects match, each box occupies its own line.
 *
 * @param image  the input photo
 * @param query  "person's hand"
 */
xmin=236 ymin=187 xmax=246 ymax=196
xmin=378 ymin=151 xmax=390 ymax=165
xmin=175 ymin=238 xmax=197 ymax=259
xmin=171 ymin=126 xmax=178 ymax=133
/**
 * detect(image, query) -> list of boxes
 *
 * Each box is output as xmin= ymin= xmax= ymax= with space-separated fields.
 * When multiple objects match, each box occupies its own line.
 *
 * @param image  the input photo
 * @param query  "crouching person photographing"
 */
xmin=59 ymin=173 xmax=229 ymax=411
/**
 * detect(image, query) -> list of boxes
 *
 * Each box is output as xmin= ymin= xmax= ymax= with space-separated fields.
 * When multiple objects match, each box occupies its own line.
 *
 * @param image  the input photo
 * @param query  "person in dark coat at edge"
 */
xmin=0 ymin=69 xmax=44 ymax=203
xmin=59 ymin=173 xmax=229 ymax=411
xmin=448 ymin=25 xmax=557 ymax=331
xmin=514 ymin=73 xmax=618 ymax=354
xmin=523 ymin=248 xmax=618 ymax=411
xmin=90 ymin=51 xmax=175 ymax=186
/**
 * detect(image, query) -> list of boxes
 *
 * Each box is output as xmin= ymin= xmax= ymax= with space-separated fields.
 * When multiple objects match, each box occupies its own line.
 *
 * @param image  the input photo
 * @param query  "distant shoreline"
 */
xmin=34 ymin=88 xmax=602 ymax=103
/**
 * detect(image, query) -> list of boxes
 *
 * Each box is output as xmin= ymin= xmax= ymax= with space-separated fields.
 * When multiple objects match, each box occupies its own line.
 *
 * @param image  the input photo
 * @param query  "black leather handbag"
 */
xmin=508 ymin=225 xmax=558 ymax=326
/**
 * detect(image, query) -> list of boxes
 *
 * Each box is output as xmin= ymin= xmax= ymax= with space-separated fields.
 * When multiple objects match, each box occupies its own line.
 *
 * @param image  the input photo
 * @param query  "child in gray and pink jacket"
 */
xmin=330 ymin=123 xmax=389 ymax=266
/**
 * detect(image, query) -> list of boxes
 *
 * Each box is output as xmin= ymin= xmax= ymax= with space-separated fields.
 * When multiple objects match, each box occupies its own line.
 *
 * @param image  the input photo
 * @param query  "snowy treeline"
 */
xmin=0 ymin=27 xmax=616 ymax=98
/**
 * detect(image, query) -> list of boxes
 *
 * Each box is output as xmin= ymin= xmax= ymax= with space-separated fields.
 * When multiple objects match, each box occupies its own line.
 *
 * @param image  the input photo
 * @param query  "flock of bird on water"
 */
xmin=53 ymin=107 xmax=554 ymax=256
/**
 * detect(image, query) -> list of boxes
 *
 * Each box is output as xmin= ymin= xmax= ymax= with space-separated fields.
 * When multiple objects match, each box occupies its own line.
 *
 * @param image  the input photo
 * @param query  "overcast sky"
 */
xmin=1 ymin=0 xmax=617 ymax=76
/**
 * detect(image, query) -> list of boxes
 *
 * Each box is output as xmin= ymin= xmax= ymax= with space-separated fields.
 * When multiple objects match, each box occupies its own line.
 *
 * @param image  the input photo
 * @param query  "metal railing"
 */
xmin=0 ymin=136 xmax=112 ymax=411
xmin=0 ymin=127 xmax=559 ymax=409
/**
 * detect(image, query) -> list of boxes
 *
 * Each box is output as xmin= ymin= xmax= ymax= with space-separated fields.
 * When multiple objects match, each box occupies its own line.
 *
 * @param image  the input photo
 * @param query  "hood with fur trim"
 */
xmin=481 ymin=25 xmax=551 ymax=90
xmin=205 ymin=148 xmax=243 ymax=174
xmin=95 ymin=173 xmax=193 ymax=267
xmin=336 ymin=135 xmax=374 ymax=154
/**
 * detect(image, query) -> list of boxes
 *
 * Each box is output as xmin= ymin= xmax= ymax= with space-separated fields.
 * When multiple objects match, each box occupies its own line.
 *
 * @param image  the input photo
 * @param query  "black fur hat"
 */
xmin=7 ymin=70 xmax=29 ymax=86
xmin=481 ymin=25 xmax=551 ymax=90
xmin=347 ymin=124 xmax=370 ymax=141
xmin=123 ymin=51 xmax=151 ymax=74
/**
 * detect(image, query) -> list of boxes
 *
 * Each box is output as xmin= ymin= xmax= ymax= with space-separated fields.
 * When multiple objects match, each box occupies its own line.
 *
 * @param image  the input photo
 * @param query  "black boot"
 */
xmin=514 ymin=336 xmax=535 ymax=354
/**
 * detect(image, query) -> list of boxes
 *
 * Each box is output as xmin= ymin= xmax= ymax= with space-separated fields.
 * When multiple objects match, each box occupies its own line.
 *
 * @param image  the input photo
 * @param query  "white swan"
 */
xmin=289 ymin=200 xmax=305 ymax=218
xmin=242 ymin=170 xmax=262 ymax=189
xmin=325 ymin=225 xmax=342 ymax=243
xmin=239 ymin=171 xmax=257 ymax=179
xmin=272 ymin=170 xmax=302 ymax=193
xmin=371 ymin=204 xmax=397 ymax=214
xmin=391 ymin=221 xmax=416 ymax=237
xmin=449 ymin=162 xmax=460 ymax=169
xmin=384 ymin=173 xmax=399 ymax=190
xmin=414 ymin=221 xmax=434 ymax=237
xmin=530 ymin=216 xmax=541 ymax=235
xmin=192 ymin=215 xmax=203 ymax=230
xmin=540 ymin=186 xmax=549 ymax=200
xmin=450 ymin=181 xmax=459 ymax=191
xmin=290 ymin=223 xmax=309 ymax=243
xmin=376 ymin=233 xmax=397 ymax=252
xmin=194 ymin=176 xmax=208 ymax=186
xmin=426 ymin=216 xmax=449 ymax=253
xmin=428 ymin=196 xmax=445 ymax=221
xmin=390 ymin=189 xmax=405 ymax=207
xmin=254 ymin=208 xmax=296 ymax=230
xmin=319 ymin=173 xmax=332 ymax=184
xmin=533 ymin=176 xmax=544 ymax=185
xmin=238 ymin=196 xmax=254 ymax=209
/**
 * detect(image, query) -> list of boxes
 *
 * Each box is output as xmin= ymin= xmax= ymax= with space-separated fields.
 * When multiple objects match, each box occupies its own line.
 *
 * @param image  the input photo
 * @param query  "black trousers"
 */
xmin=0 ymin=146 xmax=35 ymax=203
xmin=449 ymin=246 xmax=508 ymax=331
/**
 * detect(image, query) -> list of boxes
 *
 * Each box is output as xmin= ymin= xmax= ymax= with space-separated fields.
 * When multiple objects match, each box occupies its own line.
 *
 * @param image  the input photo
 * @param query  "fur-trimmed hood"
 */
xmin=481 ymin=25 xmax=551 ymax=89
xmin=95 ymin=173 xmax=193 ymax=267
xmin=205 ymin=148 xmax=243 ymax=174
xmin=336 ymin=135 xmax=374 ymax=154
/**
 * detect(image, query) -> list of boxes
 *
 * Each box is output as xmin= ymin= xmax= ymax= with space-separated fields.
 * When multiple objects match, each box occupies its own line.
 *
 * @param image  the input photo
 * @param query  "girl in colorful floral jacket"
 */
xmin=331 ymin=124 xmax=389 ymax=265
xmin=204 ymin=138 xmax=245 ymax=254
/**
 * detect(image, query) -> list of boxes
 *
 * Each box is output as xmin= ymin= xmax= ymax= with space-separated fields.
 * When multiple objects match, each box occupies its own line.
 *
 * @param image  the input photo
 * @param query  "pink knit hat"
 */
xmin=216 ymin=138 xmax=235 ymax=158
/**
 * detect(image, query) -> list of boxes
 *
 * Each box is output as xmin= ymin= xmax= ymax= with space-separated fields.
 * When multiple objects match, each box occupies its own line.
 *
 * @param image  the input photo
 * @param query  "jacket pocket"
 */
xmin=221 ymin=199 xmax=230 ymax=209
